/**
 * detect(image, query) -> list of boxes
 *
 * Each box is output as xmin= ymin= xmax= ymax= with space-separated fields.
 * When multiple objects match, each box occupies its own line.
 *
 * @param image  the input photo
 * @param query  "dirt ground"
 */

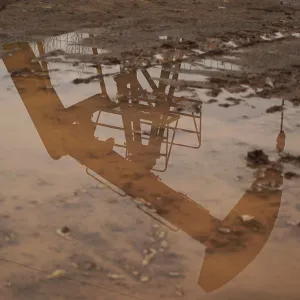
xmin=0 ymin=0 xmax=300 ymax=46
xmin=1 ymin=0 xmax=300 ymax=99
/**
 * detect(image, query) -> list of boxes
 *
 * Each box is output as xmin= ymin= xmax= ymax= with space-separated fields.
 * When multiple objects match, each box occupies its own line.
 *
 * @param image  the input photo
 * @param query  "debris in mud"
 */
xmin=74 ymin=259 xmax=97 ymax=271
xmin=56 ymin=226 xmax=72 ymax=240
xmin=192 ymin=104 xmax=201 ymax=114
xmin=226 ymin=85 xmax=248 ymax=94
xmin=140 ymin=275 xmax=151 ymax=283
xmin=0 ymin=4 xmax=7 ymax=12
xmin=206 ymin=99 xmax=218 ymax=104
xmin=266 ymin=105 xmax=284 ymax=113
xmin=107 ymin=273 xmax=125 ymax=280
xmin=250 ymin=185 xmax=263 ymax=193
xmin=132 ymin=270 xmax=140 ymax=277
xmin=135 ymin=197 xmax=153 ymax=209
xmin=265 ymin=77 xmax=274 ymax=88
xmin=176 ymin=106 xmax=184 ymax=112
xmin=226 ymin=97 xmax=243 ymax=105
xmin=45 ymin=50 xmax=66 ymax=57
xmin=175 ymin=285 xmax=184 ymax=297
xmin=158 ymin=231 xmax=166 ymax=240
xmin=218 ymin=103 xmax=231 ymax=108
xmin=206 ymin=88 xmax=221 ymax=98
xmin=47 ymin=269 xmax=67 ymax=279
xmin=61 ymin=226 xmax=70 ymax=234
xmin=239 ymin=214 xmax=262 ymax=231
xmin=285 ymin=220 xmax=300 ymax=227
xmin=240 ymin=214 xmax=255 ymax=223
xmin=3 ymin=232 xmax=16 ymax=243
xmin=142 ymin=248 xmax=157 ymax=266
xmin=284 ymin=171 xmax=300 ymax=180
xmin=279 ymin=153 xmax=300 ymax=166
xmin=247 ymin=149 xmax=269 ymax=166
xmin=289 ymin=97 xmax=300 ymax=106
xmin=153 ymin=77 xmax=217 ymax=90
xmin=3 ymin=280 xmax=12 ymax=288
xmin=10 ymin=67 xmax=49 ymax=78
xmin=217 ymin=227 xmax=231 ymax=234
xmin=168 ymin=272 xmax=182 ymax=278
xmin=160 ymin=240 xmax=169 ymax=249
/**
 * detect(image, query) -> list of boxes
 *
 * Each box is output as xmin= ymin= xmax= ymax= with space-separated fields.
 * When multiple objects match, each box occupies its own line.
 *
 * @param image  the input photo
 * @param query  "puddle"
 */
xmin=0 ymin=32 xmax=300 ymax=300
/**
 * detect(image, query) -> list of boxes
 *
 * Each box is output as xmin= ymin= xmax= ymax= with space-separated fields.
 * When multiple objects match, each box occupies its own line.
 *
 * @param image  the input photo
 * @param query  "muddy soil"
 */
xmin=1 ymin=1 xmax=300 ymax=300
xmin=2 ymin=0 xmax=300 ymax=101
xmin=0 ymin=0 xmax=300 ymax=47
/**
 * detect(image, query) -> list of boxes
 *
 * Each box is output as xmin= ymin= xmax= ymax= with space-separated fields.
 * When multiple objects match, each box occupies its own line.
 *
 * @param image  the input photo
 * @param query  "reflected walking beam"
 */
xmin=2 ymin=41 xmax=283 ymax=293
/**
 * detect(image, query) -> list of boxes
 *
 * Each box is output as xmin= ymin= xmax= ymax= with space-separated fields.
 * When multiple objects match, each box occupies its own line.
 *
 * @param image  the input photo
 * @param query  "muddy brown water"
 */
xmin=0 ymin=32 xmax=300 ymax=300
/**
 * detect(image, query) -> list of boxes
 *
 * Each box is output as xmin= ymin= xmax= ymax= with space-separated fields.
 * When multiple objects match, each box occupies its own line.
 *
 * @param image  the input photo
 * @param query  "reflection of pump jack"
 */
xmin=2 ymin=41 xmax=283 ymax=293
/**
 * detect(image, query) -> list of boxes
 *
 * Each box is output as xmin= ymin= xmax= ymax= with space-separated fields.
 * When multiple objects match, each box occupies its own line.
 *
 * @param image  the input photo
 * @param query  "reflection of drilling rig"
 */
xmin=2 ymin=37 xmax=283 ymax=293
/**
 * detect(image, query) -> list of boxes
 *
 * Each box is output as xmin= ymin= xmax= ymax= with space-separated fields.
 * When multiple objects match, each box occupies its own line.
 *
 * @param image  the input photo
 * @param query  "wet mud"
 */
xmin=1 ymin=2 xmax=300 ymax=300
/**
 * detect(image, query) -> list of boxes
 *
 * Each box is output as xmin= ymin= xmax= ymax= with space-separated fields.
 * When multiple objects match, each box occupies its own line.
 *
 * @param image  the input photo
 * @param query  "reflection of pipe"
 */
xmin=280 ymin=99 xmax=285 ymax=132
xmin=2 ymin=41 xmax=283 ymax=293
xmin=277 ymin=99 xmax=286 ymax=153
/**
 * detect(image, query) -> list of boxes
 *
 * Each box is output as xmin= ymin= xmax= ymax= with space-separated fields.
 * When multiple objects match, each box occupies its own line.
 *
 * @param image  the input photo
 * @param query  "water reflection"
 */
xmin=1 ymin=36 xmax=287 ymax=293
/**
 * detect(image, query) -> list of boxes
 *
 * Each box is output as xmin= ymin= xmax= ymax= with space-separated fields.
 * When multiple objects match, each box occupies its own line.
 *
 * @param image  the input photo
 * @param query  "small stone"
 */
xmin=148 ymin=237 xmax=156 ymax=243
xmin=61 ymin=226 xmax=70 ymax=234
xmin=98 ymin=183 xmax=106 ymax=189
xmin=239 ymin=214 xmax=262 ymax=230
xmin=265 ymin=77 xmax=274 ymax=88
xmin=247 ymin=149 xmax=269 ymax=166
xmin=132 ymin=271 xmax=140 ymax=277
xmin=142 ymin=248 xmax=157 ymax=266
xmin=56 ymin=228 xmax=72 ymax=240
xmin=284 ymin=171 xmax=300 ymax=180
xmin=235 ymin=175 xmax=243 ymax=181
xmin=160 ymin=240 xmax=168 ymax=248
xmin=158 ymin=231 xmax=166 ymax=239
xmin=47 ymin=269 xmax=67 ymax=279
xmin=168 ymin=272 xmax=181 ymax=278
xmin=175 ymin=285 xmax=184 ymax=297
xmin=240 ymin=214 xmax=255 ymax=222
xmin=4 ymin=280 xmax=12 ymax=287
xmin=252 ymin=185 xmax=263 ymax=192
xmin=140 ymin=275 xmax=151 ymax=283
xmin=217 ymin=227 xmax=231 ymax=234
xmin=285 ymin=220 xmax=300 ymax=226
xmin=152 ymin=224 xmax=160 ymax=229
xmin=266 ymin=105 xmax=283 ymax=114
xmin=107 ymin=273 xmax=124 ymax=280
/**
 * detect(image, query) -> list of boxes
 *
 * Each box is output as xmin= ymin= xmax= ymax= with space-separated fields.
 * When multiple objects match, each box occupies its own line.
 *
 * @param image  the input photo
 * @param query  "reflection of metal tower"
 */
xmin=2 ymin=39 xmax=283 ymax=294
